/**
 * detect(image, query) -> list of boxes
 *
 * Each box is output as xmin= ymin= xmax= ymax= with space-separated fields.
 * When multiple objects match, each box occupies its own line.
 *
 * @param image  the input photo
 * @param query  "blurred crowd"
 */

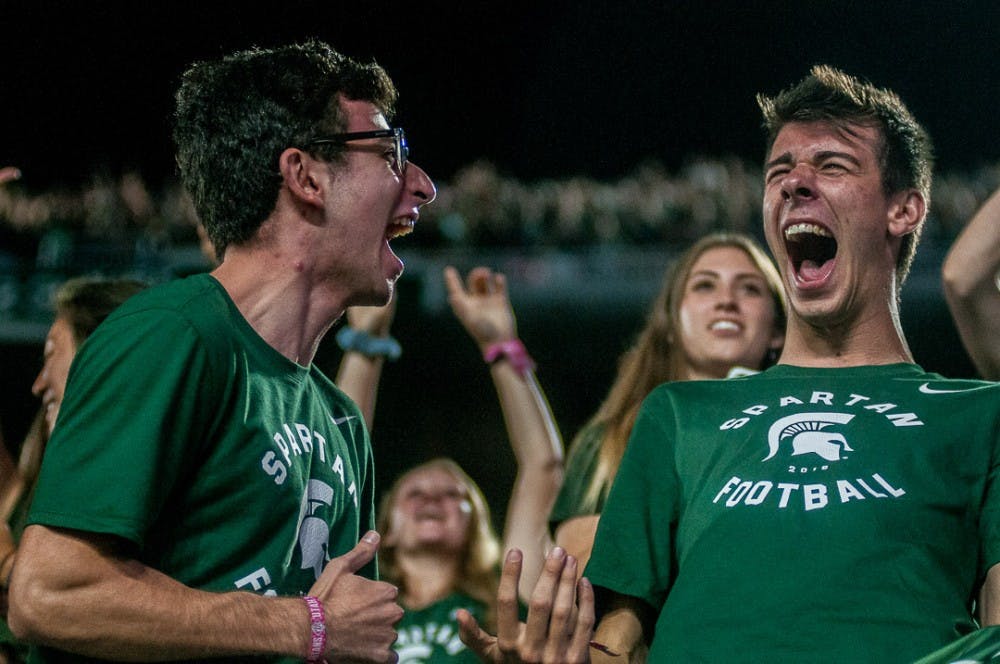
xmin=1 ymin=156 xmax=998 ymax=323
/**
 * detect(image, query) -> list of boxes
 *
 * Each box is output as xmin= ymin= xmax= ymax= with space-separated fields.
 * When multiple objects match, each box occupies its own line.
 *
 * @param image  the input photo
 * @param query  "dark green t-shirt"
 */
xmin=586 ymin=364 xmax=1000 ymax=663
xmin=27 ymin=274 xmax=376 ymax=663
xmin=393 ymin=592 xmax=487 ymax=663
xmin=549 ymin=422 xmax=606 ymax=531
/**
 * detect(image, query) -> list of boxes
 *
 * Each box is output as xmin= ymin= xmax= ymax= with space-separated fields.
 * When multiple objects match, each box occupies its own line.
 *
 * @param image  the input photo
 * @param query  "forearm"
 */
xmin=490 ymin=360 xmax=564 ymax=599
xmin=9 ymin=525 xmax=312 ymax=661
xmin=591 ymin=595 xmax=652 ymax=663
xmin=335 ymin=351 xmax=385 ymax=429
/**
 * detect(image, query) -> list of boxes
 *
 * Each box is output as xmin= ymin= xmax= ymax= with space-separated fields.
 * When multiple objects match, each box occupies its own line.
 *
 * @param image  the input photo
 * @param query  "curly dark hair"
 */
xmin=173 ymin=40 xmax=398 ymax=258
xmin=757 ymin=64 xmax=934 ymax=286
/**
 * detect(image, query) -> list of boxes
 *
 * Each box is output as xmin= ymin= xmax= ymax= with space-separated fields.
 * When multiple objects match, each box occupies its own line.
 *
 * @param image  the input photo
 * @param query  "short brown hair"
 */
xmin=757 ymin=65 xmax=934 ymax=284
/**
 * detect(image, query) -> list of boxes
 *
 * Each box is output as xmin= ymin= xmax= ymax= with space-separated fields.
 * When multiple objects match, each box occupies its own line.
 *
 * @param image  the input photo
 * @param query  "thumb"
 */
xmin=332 ymin=530 xmax=380 ymax=575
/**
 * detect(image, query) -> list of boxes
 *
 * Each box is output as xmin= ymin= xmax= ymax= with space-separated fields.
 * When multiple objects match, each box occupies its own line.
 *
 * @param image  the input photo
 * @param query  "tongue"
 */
xmin=800 ymin=259 xmax=828 ymax=282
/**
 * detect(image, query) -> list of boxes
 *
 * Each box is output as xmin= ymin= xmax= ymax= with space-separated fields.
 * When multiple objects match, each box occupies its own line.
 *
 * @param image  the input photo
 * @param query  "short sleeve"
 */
xmin=28 ymin=307 xmax=217 ymax=545
xmin=582 ymin=388 xmax=680 ymax=611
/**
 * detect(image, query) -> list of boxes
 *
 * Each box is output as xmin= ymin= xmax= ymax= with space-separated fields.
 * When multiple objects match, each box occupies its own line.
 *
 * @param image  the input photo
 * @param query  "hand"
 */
xmin=444 ymin=266 xmax=518 ymax=350
xmin=0 ymin=167 xmax=20 ymax=185
xmin=308 ymin=531 xmax=403 ymax=663
xmin=346 ymin=294 xmax=397 ymax=337
xmin=457 ymin=548 xmax=595 ymax=663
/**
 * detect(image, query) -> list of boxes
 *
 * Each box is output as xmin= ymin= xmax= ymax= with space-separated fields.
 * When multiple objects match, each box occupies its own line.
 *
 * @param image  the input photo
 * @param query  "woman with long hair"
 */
xmin=550 ymin=232 xmax=786 ymax=570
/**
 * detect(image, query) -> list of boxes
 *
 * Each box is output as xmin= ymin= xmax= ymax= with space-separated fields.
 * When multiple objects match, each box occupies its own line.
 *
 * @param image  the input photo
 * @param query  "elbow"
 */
xmin=8 ymin=570 xmax=62 ymax=643
xmin=941 ymin=255 xmax=979 ymax=302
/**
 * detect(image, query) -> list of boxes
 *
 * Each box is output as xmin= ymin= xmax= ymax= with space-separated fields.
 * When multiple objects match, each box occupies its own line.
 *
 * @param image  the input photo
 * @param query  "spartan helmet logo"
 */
xmin=295 ymin=479 xmax=335 ymax=579
xmin=763 ymin=412 xmax=856 ymax=462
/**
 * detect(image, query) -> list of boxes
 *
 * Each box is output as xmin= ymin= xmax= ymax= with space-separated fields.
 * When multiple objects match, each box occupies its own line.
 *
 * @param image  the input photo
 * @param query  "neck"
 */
xmin=778 ymin=304 xmax=913 ymax=368
xmin=396 ymin=551 xmax=462 ymax=609
xmin=211 ymin=222 xmax=346 ymax=365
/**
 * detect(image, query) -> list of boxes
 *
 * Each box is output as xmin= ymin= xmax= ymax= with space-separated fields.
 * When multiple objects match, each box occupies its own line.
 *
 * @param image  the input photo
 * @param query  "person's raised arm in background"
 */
xmin=444 ymin=266 xmax=563 ymax=604
xmin=942 ymin=186 xmax=1000 ymax=379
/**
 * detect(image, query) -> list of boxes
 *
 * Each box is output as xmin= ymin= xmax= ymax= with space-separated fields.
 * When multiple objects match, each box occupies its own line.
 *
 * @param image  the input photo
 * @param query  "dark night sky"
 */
xmin=3 ymin=1 xmax=1000 ymax=189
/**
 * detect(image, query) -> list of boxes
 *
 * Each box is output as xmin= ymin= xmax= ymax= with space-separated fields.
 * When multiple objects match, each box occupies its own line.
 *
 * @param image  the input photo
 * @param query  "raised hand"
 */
xmin=457 ymin=547 xmax=595 ymax=663
xmin=0 ymin=167 xmax=21 ymax=185
xmin=308 ymin=531 xmax=403 ymax=663
xmin=443 ymin=266 xmax=518 ymax=351
xmin=345 ymin=292 xmax=398 ymax=336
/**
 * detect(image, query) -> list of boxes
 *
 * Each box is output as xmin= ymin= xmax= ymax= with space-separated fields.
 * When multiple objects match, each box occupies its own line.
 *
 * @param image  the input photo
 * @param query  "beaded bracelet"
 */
xmin=483 ymin=339 xmax=536 ymax=376
xmin=303 ymin=596 xmax=326 ymax=663
xmin=335 ymin=326 xmax=402 ymax=361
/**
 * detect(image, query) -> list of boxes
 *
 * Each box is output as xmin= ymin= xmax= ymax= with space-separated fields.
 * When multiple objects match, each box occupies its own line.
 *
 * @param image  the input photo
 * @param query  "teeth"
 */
xmin=784 ymin=223 xmax=832 ymax=239
xmin=711 ymin=321 xmax=740 ymax=332
xmin=387 ymin=219 xmax=415 ymax=240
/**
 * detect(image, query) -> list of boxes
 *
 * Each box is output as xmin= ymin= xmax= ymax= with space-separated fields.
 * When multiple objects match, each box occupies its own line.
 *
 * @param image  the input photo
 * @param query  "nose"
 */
xmin=406 ymin=162 xmax=437 ymax=206
xmin=715 ymin=284 xmax=739 ymax=311
xmin=32 ymin=364 xmax=48 ymax=398
xmin=780 ymin=163 xmax=816 ymax=201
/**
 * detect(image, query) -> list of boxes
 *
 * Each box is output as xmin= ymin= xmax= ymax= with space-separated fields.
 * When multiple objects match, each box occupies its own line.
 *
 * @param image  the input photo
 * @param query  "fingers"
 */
xmin=568 ymin=577 xmax=596 ymax=659
xmin=330 ymin=530 xmax=380 ymax=576
xmin=496 ymin=548 xmax=524 ymax=646
xmin=524 ymin=547 xmax=567 ymax=645
xmin=549 ymin=554 xmax=578 ymax=638
xmin=456 ymin=608 xmax=497 ymax=657
xmin=0 ymin=167 xmax=20 ymax=185
xmin=443 ymin=265 xmax=466 ymax=299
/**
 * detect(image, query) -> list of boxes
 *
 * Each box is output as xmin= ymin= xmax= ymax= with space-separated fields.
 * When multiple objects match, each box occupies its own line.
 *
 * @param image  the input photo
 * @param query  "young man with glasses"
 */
xmin=9 ymin=40 xmax=435 ymax=663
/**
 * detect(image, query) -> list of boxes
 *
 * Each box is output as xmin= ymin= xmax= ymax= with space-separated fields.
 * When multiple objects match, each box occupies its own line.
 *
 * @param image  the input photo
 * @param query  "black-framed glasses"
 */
xmin=304 ymin=128 xmax=408 ymax=175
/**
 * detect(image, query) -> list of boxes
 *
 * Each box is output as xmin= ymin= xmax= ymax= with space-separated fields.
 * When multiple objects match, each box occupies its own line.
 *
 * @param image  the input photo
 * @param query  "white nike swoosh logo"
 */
xmin=918 ymin=382 xmax=976 ymax=395
xmin=331 ymin=414 xmax=359 ymax=425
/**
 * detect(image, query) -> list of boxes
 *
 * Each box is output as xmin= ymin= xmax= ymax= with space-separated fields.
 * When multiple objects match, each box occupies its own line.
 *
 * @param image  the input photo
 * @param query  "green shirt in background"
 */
xmin=27 ymin=274 xmax=376 ymax=663
xmin=393 ymin=592 xmax=487 ymax=663
xmin=549 ymin=422 xmax=606 ymax=532
xmin=586 ymin=364 xmax=1000 ymax=663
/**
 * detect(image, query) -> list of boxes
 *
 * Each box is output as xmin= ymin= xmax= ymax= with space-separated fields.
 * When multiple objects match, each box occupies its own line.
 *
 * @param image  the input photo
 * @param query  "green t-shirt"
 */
xmin=585 ymin=364 xmax=1000 ymax=663
xmin=27 ymin=274 xmax=376 ymax=663
xmin=549 ymin=422 xmax=606 ymax=531
xmin=393 ymin=592 xmax=486 ymax=663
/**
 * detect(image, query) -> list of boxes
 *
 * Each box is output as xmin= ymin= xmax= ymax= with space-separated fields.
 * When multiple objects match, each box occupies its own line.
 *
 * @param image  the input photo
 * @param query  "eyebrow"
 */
xmin=765 ymin=150 xmax=862 ymax=172
xmin=690 ymin=270 xmax=767 ymax=281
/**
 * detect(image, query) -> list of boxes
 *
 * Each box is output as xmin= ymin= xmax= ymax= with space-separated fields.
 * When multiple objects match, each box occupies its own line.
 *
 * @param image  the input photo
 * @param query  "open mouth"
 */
xmin=386 ymin=219 xmax=415 ymax=240
xmin=785 ymin=222 xmax=837 ymax=282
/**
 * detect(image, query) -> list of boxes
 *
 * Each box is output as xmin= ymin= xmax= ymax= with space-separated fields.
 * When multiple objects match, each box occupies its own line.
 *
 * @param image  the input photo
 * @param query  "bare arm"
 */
xmin=334 ymin=296 xmax=398 ymax=430
xmin=942 ymin=188 xmax=1000 ymax=379
xmin=9 ymin=525 xmax=401 ymax=662
xmin=444 ymin=266 xmax=564 ymax=603
xmin=979 ymin=563 xmax=1000 ymax=626
xmin=554 ymin=515 xmax=601 ymax=577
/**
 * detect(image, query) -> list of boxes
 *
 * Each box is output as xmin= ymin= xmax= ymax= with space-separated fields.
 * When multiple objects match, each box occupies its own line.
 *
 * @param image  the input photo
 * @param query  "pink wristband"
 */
xmin=303 ymin=596 xmax=326 ymax=662
xmin=483 ymin=339 xmax=536 ymax=376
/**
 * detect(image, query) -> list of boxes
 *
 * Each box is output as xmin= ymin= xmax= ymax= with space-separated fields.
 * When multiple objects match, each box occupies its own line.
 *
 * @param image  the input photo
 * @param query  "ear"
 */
xmin=768 ymin=326 xmax=785 ymax=352
xmin=277 ymin=147 xmax=325 ymax=208
xmin=887 ymin=189 xmax=925 ymax=239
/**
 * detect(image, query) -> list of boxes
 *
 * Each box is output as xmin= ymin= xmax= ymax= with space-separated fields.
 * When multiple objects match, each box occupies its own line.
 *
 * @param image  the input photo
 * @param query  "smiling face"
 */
xmin=313 ymin=98 xmax=436 ymax=308
xmin=762 ymin=120 xmax=911 ymax=330
xmin=386 ymin=466 xmax=473 ymax=555
xmin=32 ymin=317 xmax=78 ymax=434
xmin=677 ymin=245 xmax=783 ymax=379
